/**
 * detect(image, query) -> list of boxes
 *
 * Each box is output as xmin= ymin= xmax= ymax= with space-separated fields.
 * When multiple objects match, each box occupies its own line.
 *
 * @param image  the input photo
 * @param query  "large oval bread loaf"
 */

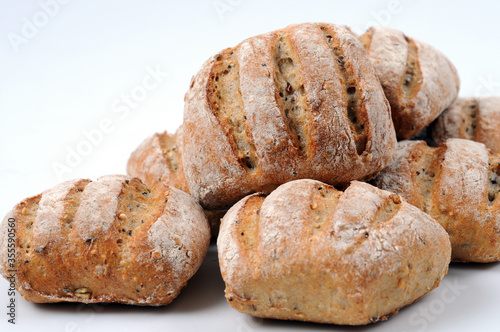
xmin=183 ymin=23 xmax=397 ymax=209
xmin=430 ymin=97 xmax=500 ymax=154
xmin=127 ymin=128 xmax=226 ymax=236
xmin=0 ymin=175 xmax=211 ymax=305
xmin=359 ymin=26 xmax=460 ymax=139
xmin=218 ymin=179 xmax=451 ymax=325
xmin=372 ymin=139 xmax=500 ymax=262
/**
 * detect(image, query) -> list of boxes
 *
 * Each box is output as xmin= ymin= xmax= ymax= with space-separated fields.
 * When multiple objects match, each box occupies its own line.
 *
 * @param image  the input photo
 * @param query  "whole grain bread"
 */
xmin=359 ymin=26 xmax=460 ymax=140
xmin=127 ymin=127 xmax=189 ymax=193
xmin=372 ymin=139 xmax=500 ymax=262
xmin=127 ymin=128 xmax=226 ymax=236
xmin=217 ymin=179 xmax=451 ymax=325
xmin=183 ymin=23 xmax=397 ymax=209
xmin=0 ymin=175 xmax=211 ymax=305
xmin=430 ymin=96 xmax=500 ymax=154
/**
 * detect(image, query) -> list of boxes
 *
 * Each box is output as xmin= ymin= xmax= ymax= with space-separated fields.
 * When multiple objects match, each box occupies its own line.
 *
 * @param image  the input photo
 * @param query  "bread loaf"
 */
xmin=0 ymin=175 xmax=211 ymax=305
xmin=359 ymin=26 xmax=460 ymax=139
xmin=127 ymin=127 xmax=189 ymax=193
xmin=430 ymin=97 xmax=500 ymax=154
xmin=183 ymin=23 xmax=397 ymax=209
xmin=218 ymin=179 xmax=451 ymax=325
xmin=127 ymin=128 xmax=226 ymax=236
xmin=372 ymin=139 xmax=500 ymax=262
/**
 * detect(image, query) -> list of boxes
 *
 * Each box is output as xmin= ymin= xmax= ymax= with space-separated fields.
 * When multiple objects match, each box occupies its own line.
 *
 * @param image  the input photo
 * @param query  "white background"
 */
xmin=1 ymin=0 xmax=499 ymax=331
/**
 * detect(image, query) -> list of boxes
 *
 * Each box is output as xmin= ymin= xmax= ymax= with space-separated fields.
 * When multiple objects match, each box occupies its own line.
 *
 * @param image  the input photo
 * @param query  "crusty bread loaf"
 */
xmin=127 ymin=127 xmax=189 ymax=193
xmin=359 ymin=26 xmax=460 ymax=140
xmin=127 ymin=128 xmax=226 ymax=236
xmin=372 ymin=139 xmax=500 ymax=262
xmin=218 ymin=179 xmax=451 ymax=325
xmin=430 ymin=97 xmax=500 ymax=154
xmin=0 ymin=175 xmax=211 ymax=305
xmin=183 ymin=23 xmax=397 ymax=210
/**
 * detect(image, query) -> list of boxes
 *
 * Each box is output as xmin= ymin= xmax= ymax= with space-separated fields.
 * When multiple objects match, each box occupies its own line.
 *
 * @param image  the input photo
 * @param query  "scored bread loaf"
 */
xmin=127 ymin=128 xmax=226 ymax=236
xmin=183 ymin=22 xmax=397 ymax=210
xmin=127 ymin=127 xmax=189 ymax=193
xmin=218 ymin=179 xmax=451 ymax=325
xmin=430 ymin=96 xmax=500 ymax=154
xmin=0 ymin=175 xmax=211 ymax=305
xmin=359 ymin=26 xmax=460 ymax=140
xmin=372 ymin=139 xmax=500 ymax=262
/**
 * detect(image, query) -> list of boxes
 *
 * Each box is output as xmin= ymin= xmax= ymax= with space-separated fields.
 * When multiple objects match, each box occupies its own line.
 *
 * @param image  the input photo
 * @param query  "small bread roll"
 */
xmin=184 ymin=23 xmax=397 ymax=209
xmin=218 ymin=180 xmax=451 ymax=325
xmin=372 ymin=139 xmax=500 ymax=262
xmin=127 ymin=128 xmax=225 ymax=236
xmin=0 ymin=175 xmax=210 ymax=305
xmin=430 ymin=97 xmax=500 ymax=154
xmin=127 ymin=127 xmax=189 ymax=193
xmin=359 ymin=26 xmax=460 ymax=140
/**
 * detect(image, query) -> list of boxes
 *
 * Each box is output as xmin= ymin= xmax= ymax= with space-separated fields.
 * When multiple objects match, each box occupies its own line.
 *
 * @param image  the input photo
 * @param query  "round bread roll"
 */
xmin=217 ymin=179 xmax=451 ymax=325
xmin=0 ymin=175 xmax=210 ymax=305
xmin=184 ymin=22 xmax=397 ymax=210
xmin=127 ymin=128 xmax=226 ymax=236
xmin=359 ymin=26 xmax=460 ymax=140
xmin=430 ymin=96 xmax=500 ymax=154
xmin=127 ymin=127 xmax=189 ymax=194
xmin=372 ymin=139 xmax=500 ymax=262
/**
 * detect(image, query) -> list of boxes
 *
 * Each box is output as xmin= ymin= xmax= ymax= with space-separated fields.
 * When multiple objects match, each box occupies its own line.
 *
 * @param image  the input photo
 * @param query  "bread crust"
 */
xmin=0 ymin=175 xmax=210 ymax=305
xmin=430 ymin=97 xmax=500 ymax=154
xmin=217 ymin=180 xmax=451 ymax=325
xmin=127 ymin=128 xmax=226 ymax=236
xmin=360 ymin=26 xmax=460 ymax=139
xmin=184 ymin=23 xmax=397 ymax=209
xmin=372 ymin=139 xmax=500 ymax=262
xmin=127 ymin=127 xmax=189 ymax=193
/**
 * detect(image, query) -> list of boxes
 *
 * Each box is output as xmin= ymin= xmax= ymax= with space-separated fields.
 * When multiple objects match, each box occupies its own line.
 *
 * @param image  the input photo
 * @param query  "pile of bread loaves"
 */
xmin=1 ymin=23 xmax=499 ymax=325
